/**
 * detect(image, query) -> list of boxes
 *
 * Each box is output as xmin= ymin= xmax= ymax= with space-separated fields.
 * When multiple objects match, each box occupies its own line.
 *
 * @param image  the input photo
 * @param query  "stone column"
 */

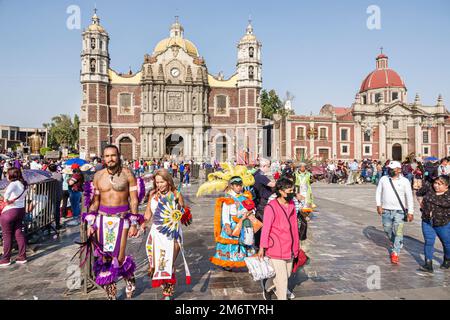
xmin=354 ymin=122 xmax=362 ymax=160
xmin=414 ymin=118 xmax=421 ymax=157
xmin=286 ymin=119 xmax=292 ymax=159
xmin=148 ymin=131 xmax=152 ymax=159
xmin=204 ymin=131 xmax=209 ymax=162
xmin=159 ymin=132 xmax=164 ymax=158
xmin=332 ymin=115 xmax=337 ymax=159
xmin=309 ymin=121 xmax=314 ymax=159
xmin=438 ymin=121 xmax=445 ymax=158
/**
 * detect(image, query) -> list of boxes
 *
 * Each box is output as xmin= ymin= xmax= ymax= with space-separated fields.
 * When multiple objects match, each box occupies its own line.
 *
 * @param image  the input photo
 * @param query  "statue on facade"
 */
xmin=28 ymin=129 xmax=43 ymax=155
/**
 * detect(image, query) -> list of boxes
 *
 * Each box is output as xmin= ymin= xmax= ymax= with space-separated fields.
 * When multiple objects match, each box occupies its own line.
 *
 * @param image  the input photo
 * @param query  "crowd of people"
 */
xmin=323 ymin=156 xmax=450 ymax=187
xmin=0 ymin=149 xmax=448 ymax=300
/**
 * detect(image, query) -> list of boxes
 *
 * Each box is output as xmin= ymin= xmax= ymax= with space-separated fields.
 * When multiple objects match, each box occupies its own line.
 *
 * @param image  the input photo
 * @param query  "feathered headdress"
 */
xmin=196 ymin=162 xmax=255 ymax=197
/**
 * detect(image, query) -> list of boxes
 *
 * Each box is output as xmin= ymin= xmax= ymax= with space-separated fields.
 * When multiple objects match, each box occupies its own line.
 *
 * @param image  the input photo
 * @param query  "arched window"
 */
xmin=249 ymin=47 xmax=254 ymax=58
xmin=90 ymin=58 xmax=96 ymax=72
xmin=90 ymin=38 xmax=96 ymax=49
xmin=248 ymin=66 xmax=254 ymax=80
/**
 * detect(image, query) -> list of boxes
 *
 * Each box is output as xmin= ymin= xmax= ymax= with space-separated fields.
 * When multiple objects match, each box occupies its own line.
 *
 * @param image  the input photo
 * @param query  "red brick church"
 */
xmin=79 ymin=11 xmax=264 ymax=163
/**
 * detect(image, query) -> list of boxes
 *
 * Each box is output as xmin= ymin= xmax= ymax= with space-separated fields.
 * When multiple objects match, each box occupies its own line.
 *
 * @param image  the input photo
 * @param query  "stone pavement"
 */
xmin=0 ymin=180 xmax=448 ymax=300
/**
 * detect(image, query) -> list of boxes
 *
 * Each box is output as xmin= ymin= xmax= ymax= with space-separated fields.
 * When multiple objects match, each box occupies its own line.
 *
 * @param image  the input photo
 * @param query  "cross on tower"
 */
xmin=380 ymin=46 xmax=383 ymax=54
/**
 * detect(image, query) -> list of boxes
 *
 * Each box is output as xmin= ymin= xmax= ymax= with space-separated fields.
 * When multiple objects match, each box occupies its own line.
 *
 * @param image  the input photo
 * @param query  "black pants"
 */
xmin=61 ymin=190 xmax=70 ymax=218
xmin=54 ymin=193 xmax=62 ymax=227
xmin=254 ymin=208 xmax=265 ymax=249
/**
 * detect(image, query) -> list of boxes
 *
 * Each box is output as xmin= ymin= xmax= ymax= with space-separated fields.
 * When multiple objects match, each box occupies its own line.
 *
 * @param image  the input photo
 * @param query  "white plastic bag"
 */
xmin=244 ymin=256 xmax=275 ymax=281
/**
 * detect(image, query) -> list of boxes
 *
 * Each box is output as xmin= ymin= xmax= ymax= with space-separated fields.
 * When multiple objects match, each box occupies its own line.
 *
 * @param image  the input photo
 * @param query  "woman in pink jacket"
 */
xmin=258 ymin=177 xmax=299 ymax=300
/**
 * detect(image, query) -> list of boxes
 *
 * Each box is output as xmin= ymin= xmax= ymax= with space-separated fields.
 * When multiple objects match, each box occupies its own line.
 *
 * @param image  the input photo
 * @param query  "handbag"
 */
xmin=292 ymin=248 xmax=309 ymax=273
xmin=0 ymin=187 xmax=27 ymax=215
xmin=247 ymin=214 xmax=263 ymax=233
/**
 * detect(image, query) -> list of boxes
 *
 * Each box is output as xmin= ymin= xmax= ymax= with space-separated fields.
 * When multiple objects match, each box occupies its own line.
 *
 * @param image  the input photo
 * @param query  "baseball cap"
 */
xmin=388 ymin=161 xmax=401 ymax=169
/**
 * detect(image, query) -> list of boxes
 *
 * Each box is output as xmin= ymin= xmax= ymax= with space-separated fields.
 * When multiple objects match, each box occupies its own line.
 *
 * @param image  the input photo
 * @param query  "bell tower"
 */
xmin=79 ymin=9 xmax=111 ymax=158
xmin=80 ymin=9 xmax=110 ymax=83
xmin=236 ymin=19 xmax=263 ymax=163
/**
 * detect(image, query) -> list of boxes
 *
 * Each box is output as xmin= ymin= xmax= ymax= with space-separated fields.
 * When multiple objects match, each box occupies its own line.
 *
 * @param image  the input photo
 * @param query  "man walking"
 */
xmin=376 ymin=161 xmax=414 ymax=264
xmin=346 ymin=159 xmax=359 ymax=185
xmin=85 ymin=145 xmax=143 ymax=299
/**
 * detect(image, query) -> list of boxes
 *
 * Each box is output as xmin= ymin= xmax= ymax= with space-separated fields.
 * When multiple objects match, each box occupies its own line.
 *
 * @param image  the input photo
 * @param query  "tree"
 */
xmin=260 ymin=89 xmax=283 ymax=119
xmin=43 ymin=114 xmax=79 ymax=150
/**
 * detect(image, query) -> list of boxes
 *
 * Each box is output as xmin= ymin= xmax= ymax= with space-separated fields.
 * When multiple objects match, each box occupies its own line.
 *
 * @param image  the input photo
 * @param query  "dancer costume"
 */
xmin=196 ymin=163 xmax=256 ymax=269
xmin=211 ymin=189 xmax=256 ymax=268
xmin=145 ymin=191 xmax=192 ymax=298
xmin=294 ymin=169 xmax=315 ymax=208
xmin=81 ymin=178 xmax=145 ymax=296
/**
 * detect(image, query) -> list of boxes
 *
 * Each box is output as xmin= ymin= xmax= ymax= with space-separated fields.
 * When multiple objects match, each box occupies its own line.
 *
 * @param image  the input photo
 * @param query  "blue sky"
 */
xmin=0 ymin=0 xmax=449 ymax=127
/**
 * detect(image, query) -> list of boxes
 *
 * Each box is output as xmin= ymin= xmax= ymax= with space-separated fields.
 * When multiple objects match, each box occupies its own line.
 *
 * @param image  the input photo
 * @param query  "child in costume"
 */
xmin=197 ymin=163 xmax=258 ymax=270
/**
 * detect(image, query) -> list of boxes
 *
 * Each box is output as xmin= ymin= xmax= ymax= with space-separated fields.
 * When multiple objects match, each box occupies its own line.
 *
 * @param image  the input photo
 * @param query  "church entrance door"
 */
xmin=119 ymin=137 xmax=133 ymax=161
xmin=392 ymin=143 xmax=402 ymax=161
xmin=166 ymin=134 xmax=184 ymax=157
xmin=215 ymin=136 xmax=227 ymax=162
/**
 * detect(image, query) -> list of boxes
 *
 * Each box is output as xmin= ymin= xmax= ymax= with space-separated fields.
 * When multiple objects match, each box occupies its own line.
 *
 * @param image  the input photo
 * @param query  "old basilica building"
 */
xmin=79 ymin=12 xmax=264 ymax=163
xmin=79 ymin=11 xmax=449 ymax=163
xmin=275 ymin=53 xmax=450 ymax=162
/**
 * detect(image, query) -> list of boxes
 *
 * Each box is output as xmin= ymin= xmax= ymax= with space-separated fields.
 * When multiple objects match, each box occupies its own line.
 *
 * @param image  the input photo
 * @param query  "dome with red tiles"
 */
xmin=359 ymin=54 xmax=406 ymax=93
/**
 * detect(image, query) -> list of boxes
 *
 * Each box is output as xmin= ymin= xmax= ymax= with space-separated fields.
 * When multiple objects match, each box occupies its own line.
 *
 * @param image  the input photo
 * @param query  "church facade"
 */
xmin=79 ymin=12 xmax=264 ymax=163
xmin=275 ymin=53 xmax=450 ymax=162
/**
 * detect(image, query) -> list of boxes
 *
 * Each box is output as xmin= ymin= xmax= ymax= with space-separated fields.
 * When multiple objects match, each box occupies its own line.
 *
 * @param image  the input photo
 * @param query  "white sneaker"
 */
xmin=0 ymin=260 xmax=11 ymax=267
xmin=287 ymin=289 xmax=295 ymax=300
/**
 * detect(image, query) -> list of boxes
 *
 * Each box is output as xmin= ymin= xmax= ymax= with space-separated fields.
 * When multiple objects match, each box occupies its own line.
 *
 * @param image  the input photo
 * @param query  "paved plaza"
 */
xmin=0 ymin=180 xmax=448 ymax=300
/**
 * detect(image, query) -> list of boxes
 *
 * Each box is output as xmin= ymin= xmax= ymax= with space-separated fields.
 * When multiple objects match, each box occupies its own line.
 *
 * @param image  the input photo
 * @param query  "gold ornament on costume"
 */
xmin=196 ymin=163 xmax=255 ymax=197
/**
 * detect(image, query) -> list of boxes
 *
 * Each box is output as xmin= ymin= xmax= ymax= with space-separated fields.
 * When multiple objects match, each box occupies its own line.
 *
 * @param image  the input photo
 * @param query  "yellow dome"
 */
xmin=154 ymin=37 xmax=199 ymax=57
xmin=87 ymin=24 xmax=107 ymax=33
xmin=87 ymin=13 xmax=107 ymax=34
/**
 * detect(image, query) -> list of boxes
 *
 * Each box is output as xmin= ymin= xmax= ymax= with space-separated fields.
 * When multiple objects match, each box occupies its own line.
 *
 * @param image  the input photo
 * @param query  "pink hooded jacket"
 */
xmin=260 ymin=199 xmax=299 ymax=260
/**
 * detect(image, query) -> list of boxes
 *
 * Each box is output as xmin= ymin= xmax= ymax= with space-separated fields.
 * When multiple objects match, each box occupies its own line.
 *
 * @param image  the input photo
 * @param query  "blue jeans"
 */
xmin=382 ymin=210 xmax=405 ymax=254
xmin=422 ymin=221 xmax=450 ymax=260
xmin=69 ymin=190 xmax=82 ymax=218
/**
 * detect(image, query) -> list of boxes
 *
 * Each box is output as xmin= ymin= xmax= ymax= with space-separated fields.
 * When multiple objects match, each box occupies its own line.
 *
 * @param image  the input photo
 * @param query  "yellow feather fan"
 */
xmin=196 ymin=162 xmax=255 ymax=197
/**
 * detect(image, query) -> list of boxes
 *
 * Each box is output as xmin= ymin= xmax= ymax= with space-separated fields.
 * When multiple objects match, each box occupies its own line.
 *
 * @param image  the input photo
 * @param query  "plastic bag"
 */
xmin=240 ymin=219 xmax=254 ymax=246
xmin=244 ymin=256 xmax=275 ymax=281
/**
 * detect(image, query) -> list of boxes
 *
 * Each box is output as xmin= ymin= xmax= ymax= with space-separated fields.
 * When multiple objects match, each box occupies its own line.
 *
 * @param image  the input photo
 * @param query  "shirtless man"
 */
xmin=85 ymin=145 xmax=143 ymax=300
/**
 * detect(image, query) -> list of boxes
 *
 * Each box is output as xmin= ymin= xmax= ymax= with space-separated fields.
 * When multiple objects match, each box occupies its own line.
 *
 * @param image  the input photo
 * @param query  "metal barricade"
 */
xmin=23 ymin=179 xmax=59 ymax=238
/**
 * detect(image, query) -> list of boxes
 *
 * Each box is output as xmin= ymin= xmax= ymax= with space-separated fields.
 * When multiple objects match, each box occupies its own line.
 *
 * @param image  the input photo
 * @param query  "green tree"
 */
xmin=43 ymin=114 xmax=79 ymax=150
xmin=260 ymin=89 xmax=283 ymax=119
